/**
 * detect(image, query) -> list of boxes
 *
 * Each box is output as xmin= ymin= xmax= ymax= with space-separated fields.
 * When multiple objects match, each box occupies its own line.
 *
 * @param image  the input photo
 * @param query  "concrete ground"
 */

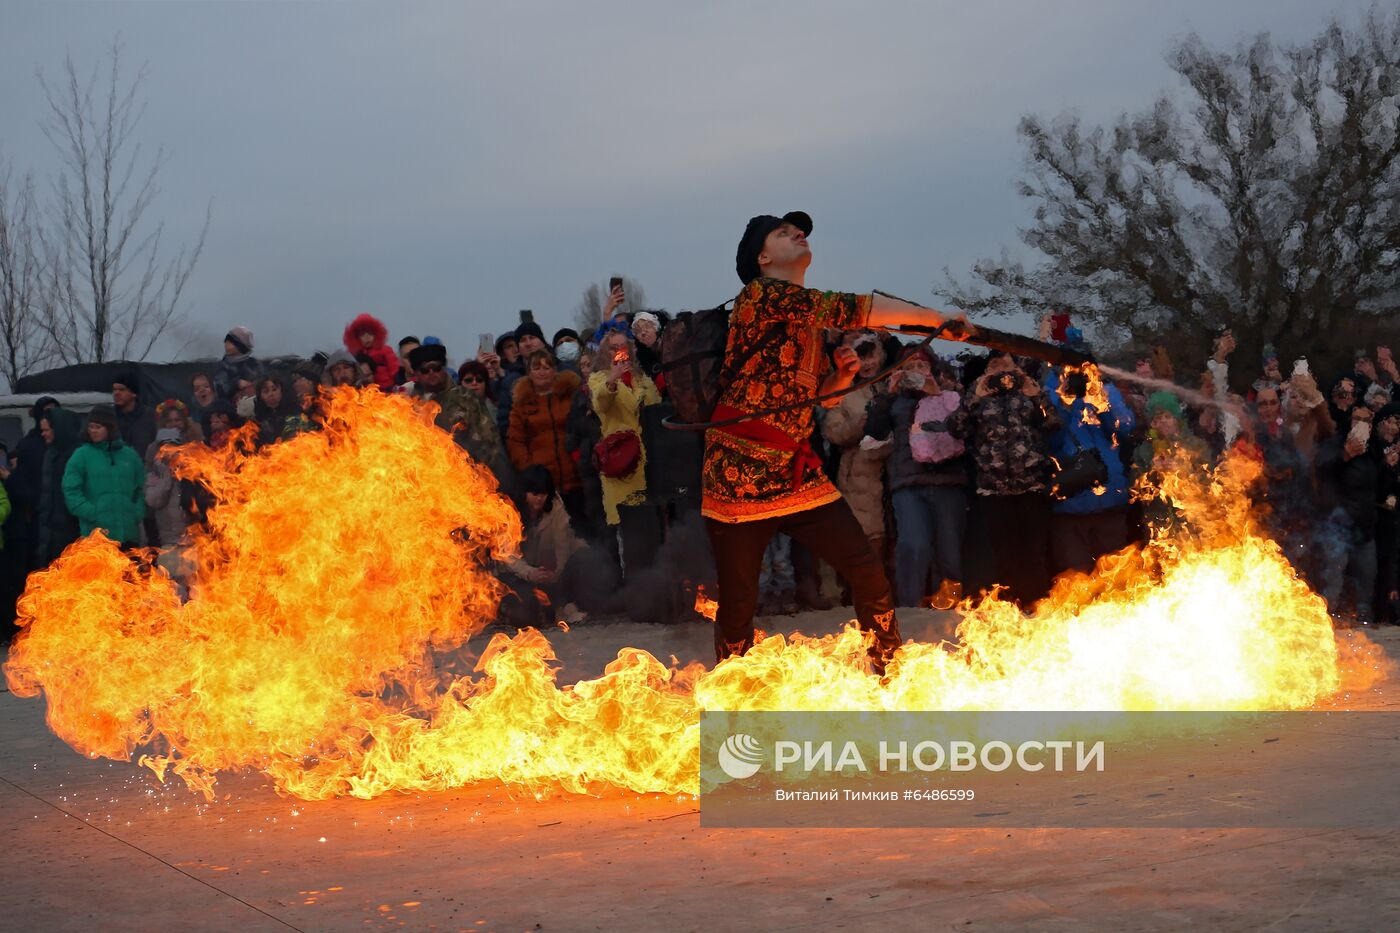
xmin=2 ymin=610 xmax=1398 ymax=932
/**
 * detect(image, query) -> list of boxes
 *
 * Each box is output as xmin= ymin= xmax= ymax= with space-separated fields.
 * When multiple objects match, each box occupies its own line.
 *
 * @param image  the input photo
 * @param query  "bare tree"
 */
xmin=943 ymin=9 xmax=1400 ymax=380
xmin=0 ymin=162 xmax=52 ymax=390
xmin=37 ymin=39 xmax=210 ymax=367
xmin=574 ymin=276 xmax=648 ymax=335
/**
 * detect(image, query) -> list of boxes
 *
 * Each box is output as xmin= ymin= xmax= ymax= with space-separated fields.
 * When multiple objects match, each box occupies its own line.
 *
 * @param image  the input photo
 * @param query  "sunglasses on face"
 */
xmin=462 ymin=375 xmax=484 ymax=384
xmin=419 ymin=363 xmax=444 ymax=374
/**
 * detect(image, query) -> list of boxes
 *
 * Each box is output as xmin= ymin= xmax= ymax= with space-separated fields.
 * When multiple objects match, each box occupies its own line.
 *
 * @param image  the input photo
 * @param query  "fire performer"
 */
xmin=704 ymin=211 xmax=960 ymax=671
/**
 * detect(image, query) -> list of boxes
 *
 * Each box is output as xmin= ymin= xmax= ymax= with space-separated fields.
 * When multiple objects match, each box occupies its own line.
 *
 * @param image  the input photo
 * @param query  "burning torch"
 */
xmin=872 ymin=290 xmax=1094 ymax=369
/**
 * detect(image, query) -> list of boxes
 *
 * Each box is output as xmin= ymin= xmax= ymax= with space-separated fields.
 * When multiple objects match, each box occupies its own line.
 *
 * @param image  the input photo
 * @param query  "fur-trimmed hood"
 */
xmin=512 ymin=368 xmax=581 ymax=403
xmin=343 ymin=313 xmax=389 ymax=353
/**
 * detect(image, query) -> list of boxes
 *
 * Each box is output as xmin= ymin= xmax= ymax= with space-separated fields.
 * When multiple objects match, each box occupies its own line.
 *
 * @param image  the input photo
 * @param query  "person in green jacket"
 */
xmin=62 ymin=405 xmax=146 ymax=546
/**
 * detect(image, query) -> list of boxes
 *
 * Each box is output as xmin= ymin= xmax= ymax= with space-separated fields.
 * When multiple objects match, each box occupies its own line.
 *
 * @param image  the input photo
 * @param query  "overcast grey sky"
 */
xmin=0 ymin=0 xmax=1381 ymax=362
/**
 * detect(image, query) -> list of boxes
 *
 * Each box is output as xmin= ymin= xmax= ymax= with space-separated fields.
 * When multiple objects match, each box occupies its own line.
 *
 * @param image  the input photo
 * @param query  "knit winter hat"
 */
xmin=86 ymin=404 xmax=119 ymax=431
xmin=1145 ymin=391 xmax=1184 ymax=422
xmin=514 ymin=321 xmax=546 ymax=343
xmin=325 ymin=347 xmax=358 ymax=371
xmin=225 ymin=327 xmax=254 ymax=355
xmin=552 ymin=327 xmax=581 ymax=347
xmin=155 ymin=427 xmax=182 ymax=445
xmin=113 ymin=372 xmax=140 ymax=393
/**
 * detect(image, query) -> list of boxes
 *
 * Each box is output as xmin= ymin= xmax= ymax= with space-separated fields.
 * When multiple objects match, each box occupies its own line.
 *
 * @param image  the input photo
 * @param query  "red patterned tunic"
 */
xmin=701 ymin=276 xmax=871 ymax=523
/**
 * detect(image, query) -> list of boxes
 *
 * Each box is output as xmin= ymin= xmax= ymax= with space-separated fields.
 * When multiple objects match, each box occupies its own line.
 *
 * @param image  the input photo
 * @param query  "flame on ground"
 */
xmin=694 ymin=586 xmax=718 ymax=622
xmin=4 ymin=389 xmax=1388 ymax=800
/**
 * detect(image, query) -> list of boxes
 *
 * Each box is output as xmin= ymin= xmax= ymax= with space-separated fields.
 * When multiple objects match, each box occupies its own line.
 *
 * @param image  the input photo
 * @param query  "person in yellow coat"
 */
xmin=589 ymin=328 xmax=662 ymax=583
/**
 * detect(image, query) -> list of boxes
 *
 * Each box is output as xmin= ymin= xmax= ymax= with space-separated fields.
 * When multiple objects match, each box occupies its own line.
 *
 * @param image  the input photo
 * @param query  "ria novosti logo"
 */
xmin=717 ymin=733 xmax=764 ymax=779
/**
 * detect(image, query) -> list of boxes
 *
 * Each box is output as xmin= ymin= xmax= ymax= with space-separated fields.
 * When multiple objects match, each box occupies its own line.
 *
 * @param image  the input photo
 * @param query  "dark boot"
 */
xmin=795 ymin=578 xmax=832 ymax=612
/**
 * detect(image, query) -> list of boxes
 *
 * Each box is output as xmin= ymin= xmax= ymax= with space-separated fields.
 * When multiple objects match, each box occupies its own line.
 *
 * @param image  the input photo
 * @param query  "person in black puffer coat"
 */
xmin=564 ymin=348 xmax=607 ymax=543
xmin=34 ymin=407 xmax=83 ymax=569
xmin=1316 ymin=406 xmax=1383 ymax=624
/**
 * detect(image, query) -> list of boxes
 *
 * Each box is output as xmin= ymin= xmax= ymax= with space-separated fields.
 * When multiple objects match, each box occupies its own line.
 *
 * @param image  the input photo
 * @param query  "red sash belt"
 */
xmin=712 ymin=403 xmax=822 ymax=491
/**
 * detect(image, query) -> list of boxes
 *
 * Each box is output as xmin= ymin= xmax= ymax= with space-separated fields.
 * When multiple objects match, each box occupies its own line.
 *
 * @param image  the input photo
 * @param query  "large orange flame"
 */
xmin=4 ymin=388 xmax=1386 ymax=800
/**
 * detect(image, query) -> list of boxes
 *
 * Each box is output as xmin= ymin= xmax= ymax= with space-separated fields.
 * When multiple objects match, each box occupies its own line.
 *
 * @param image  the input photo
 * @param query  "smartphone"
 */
xmin=609 ymin=276 xmax=624 ymax=294
xmin=478 ymin=333 xmax=493 ymax=355
xmin=1379 ymin=346 xmax=1392 ymax=361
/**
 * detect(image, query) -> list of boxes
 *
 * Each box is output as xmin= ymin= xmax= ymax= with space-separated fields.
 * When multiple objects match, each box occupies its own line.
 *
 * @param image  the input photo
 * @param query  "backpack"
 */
xmin=909 ymin=393 xmax=965 ymax=464
xmin=659 ymin=301 xmax=783 ymax=425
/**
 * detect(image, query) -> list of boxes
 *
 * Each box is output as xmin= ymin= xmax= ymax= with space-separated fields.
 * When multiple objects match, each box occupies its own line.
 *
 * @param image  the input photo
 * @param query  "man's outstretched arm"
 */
xmin=866 ymin=292 xmax=959 ymax=331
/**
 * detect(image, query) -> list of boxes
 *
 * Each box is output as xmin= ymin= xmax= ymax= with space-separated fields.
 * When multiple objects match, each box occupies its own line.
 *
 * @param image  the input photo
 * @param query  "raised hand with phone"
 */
xmin=603 ymin=276 xmax=626 ymax=319
xmin=476 ymin=332 xmax=502 ymax=378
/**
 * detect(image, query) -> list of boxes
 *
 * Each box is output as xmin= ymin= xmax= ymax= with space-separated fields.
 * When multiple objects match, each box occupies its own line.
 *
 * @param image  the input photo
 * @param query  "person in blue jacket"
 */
xmin=1044 ymin=365 xmax=1136 ymax=574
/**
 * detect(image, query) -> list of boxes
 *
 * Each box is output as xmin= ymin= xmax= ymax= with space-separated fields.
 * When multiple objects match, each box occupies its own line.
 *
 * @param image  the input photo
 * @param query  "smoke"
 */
xmin=568 ymin=509 xmax=715 ymax=623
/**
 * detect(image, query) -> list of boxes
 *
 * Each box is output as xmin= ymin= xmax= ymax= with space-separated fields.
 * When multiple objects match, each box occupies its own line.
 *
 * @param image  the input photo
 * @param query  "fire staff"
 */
xmin=702 ymin=211 xmax=957 ymax=672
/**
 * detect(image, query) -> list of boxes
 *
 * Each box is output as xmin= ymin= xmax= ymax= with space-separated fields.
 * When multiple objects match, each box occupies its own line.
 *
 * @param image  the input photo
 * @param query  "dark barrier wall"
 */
xmin=14 ymin=358 xmax=309 ymax=404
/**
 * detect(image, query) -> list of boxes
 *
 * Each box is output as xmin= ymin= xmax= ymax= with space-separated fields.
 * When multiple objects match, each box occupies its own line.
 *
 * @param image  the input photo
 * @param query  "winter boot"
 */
xmin=795 ymin=578 xmax=832 ymax=612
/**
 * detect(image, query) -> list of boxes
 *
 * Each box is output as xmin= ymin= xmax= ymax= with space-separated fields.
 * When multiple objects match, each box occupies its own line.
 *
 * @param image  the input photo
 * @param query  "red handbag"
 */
xmin=594 ymin=431 xmax=642 ymax=479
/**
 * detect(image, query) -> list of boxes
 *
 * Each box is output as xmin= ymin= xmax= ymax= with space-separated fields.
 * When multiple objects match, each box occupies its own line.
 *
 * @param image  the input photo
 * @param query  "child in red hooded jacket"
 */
xmin=343 ymin=314 xmax=400 ymax=390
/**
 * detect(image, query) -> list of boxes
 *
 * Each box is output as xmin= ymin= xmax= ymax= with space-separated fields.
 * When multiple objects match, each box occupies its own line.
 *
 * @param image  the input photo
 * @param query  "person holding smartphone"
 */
xmin=861 ymin=348 xmax=971 ymax=611
xmin=603 ymin=276 xmax=627 ymax=323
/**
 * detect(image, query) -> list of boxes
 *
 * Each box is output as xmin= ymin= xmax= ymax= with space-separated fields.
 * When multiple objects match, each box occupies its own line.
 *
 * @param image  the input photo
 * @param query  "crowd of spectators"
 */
xmin=2 ymin=289 xmax=1398 ymax=635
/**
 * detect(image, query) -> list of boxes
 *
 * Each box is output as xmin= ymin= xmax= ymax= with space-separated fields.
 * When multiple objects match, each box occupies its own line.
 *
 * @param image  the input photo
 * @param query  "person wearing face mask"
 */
xmin=552 ymin=328 xmax=584 ymax=375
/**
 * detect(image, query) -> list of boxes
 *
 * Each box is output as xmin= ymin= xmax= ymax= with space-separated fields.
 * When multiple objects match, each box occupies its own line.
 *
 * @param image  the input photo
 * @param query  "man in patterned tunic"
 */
xmin=704 ymin=211 xmax=958 ymax=672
